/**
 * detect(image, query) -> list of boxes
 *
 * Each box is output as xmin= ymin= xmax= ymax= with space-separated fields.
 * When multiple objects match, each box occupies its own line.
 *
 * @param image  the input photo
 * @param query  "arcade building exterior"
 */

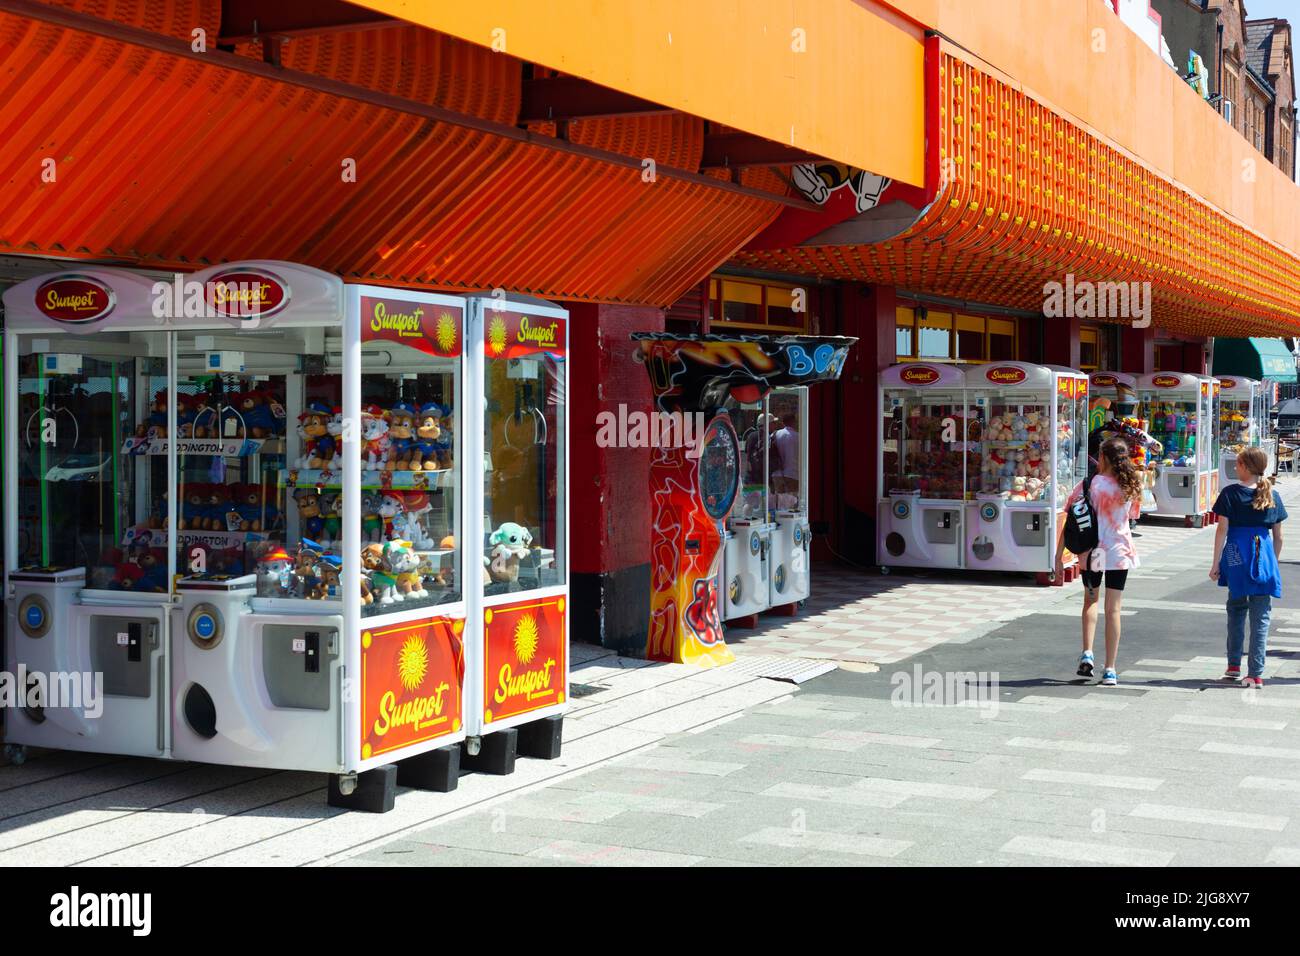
xmin=2 ymin=1 xmax=1300 ymax=804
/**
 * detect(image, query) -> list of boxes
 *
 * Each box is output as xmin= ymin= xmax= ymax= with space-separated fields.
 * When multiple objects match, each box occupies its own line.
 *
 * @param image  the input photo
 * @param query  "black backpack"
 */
xmin=1063 ymin=476 xmax=1099 ymax=555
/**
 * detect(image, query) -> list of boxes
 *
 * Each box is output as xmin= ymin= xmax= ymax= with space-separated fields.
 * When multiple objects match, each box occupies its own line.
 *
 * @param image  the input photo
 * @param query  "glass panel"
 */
xmin=917 ymin=311 xmax=952 ymax=359
xmin=976 ymin=396 xmax=1050 ymax=502
xmin=765 ymin=285 xmax=801 ymax=329
xmin=357 ymin=340 xmax=461 ymax=614
xmin=1220 ymin=397 xmax=1252 ymax=453
xmin=956 ymin=329 xmax=985 ymax=362
xmin=1079 ymin=329 xmax=1099 ymax=370
xmin=882 ymin=389 xmax=968 ymax=499
xmin=1144 ymin=396 xmax=1199 ymax=467
xmin=483 ymin=313 xmax=566 ymax=597
xmin=728 ymin=398 xmax=768 ymax=520
xmin=721 ymin=280 xmax=762 ymax=325
xmin=1054 ymin=384 xmax=1085 ymax=509
xmin=768 ymin=389 xmax=806 ymax=512
xmin=17 ymin=336 xmax=161 ymax=590
xmin=172 ymin=342 xmax=297 ymax=591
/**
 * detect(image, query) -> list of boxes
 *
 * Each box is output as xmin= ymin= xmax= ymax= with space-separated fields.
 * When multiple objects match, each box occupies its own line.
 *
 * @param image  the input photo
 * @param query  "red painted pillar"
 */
xmin=567 ymin=302 xmax=664 ymax=651
xmin=1042 ymin=316 xmax=1081 ymax=368
xmin=1121 ymin=325 xmax=1155 ymax=374
xmin=829 ymin=282 xmax=895 ymax=565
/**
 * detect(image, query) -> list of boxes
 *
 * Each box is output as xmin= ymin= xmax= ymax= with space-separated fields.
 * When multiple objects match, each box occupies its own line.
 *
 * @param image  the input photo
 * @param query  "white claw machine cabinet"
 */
xmin=720 ymin=396 xmax=775 ymax=622
xmin=1138 ymin=372 xmax=1220 ymax=526
xmin=1217 ymin=375 xmax=1275 ymax=483
xmin=720 ymin=386 xmax=811 ymax=622
xmin=878 ymin=363 xmax=969 ymax=572
xmin=963 ymin=363 xmax=1088 ymax=582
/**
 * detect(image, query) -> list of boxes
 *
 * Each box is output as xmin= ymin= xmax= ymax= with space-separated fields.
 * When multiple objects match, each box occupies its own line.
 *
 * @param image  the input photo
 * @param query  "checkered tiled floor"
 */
xmin=724 ymin=503 xmax=1278 ymax=666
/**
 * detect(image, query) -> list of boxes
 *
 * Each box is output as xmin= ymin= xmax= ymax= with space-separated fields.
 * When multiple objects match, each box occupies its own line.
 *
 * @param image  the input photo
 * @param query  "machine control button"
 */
xmin=18 ymin=595 xmax=51 ymax=638
xmin=188 ymin=603 xmax=224 ymax=650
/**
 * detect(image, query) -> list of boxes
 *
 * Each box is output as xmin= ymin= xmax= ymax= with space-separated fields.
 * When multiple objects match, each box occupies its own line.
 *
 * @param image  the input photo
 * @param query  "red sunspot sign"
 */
xmin=205 ymin=268 xmax=289 ymax=319
xmin=35 ymin=276 xmax=115 ymax=324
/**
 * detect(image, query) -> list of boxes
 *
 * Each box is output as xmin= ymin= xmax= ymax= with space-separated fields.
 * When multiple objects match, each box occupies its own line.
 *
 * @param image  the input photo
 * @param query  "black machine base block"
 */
xmin=461 ymin=728 xmax=518 ymax=775
xmin=517 ymin=715 xmax=563 ymax=760
xmin=327 ymin=764 xmax=397 ymax=813
xmin=396 ymin=744 xmax=461 ymax=792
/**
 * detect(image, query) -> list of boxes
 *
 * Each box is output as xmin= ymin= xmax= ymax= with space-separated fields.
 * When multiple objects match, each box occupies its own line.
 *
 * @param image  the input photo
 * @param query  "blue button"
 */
xmin=194 ymin=614 xmax=216 ymax=638
xmin=24 ymin=604 xmax=44 ymax=628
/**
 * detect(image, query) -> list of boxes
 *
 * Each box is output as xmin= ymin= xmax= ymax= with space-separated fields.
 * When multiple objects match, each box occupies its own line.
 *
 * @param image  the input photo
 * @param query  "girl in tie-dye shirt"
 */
xmin=1057 ymin=438 xmax=1144 ymax=686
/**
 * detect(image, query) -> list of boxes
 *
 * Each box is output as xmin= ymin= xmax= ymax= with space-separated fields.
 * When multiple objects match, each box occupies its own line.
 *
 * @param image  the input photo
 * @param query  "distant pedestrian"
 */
xmin=1209 ymin=447 xmax=1287 ymax=689
xmin=1058 ymin=437 xmax=1143 ymax=686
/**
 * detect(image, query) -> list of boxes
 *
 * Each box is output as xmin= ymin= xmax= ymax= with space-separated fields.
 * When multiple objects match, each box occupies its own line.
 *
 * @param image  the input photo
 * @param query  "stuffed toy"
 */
xmin=378 ymin=492 xmax=404 ymax=539
xmin=360 ymin=405 xmax=390 ymax=470
xmin=179 ymin=484 xmax=206 ymax=531
xmin=310 ymin=434 xmax=337 ymax=470
xmin=258 ymin=547 xmax=294 ymax=595
xmin=294 ymin=488 xmax=325 ymax=541
xmin=147 ymin=390 xmax=168 ymax=438
xmin=386 ymin=540 xmax=427 ymax=600
xmin=297 ymin=400 xmax=333 ymax=468
xmin=385 ymin=402 xmax=417 ymax=470
xmin=239 ymin=391 xmax=276 ymax=438
xmin=319 ymin=492 xmax=341 ymax=546
xmin=361 ymin=491 xmax=384 ymax=544
xmin=205 ymin=483 xmax=232 ymax=531
xmin=485 ymin=522 xmax=532 ymax=583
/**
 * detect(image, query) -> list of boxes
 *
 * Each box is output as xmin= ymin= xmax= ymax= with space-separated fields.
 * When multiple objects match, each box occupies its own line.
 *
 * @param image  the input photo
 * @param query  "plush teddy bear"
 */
xmin=485 ymin=522 xmax=532 ymax=583
xmin=239 ymin=391 xmax=275 ymax=438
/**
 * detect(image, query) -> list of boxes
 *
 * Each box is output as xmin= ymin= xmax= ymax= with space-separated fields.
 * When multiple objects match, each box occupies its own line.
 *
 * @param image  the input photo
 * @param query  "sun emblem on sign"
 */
xmin=488 ymin=314 xmax=508 ymax=356
xmin=513 ymin=614 xmax=539 ymax=664
xmin=397 ymin=636 xmax=428 ymax=691
xmin=436 ymin=311 xmax=457 ymax=353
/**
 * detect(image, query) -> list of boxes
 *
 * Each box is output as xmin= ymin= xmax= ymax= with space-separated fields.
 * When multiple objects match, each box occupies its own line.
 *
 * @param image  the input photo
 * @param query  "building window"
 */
xmin=1079 ymin=327 xmax=1100 ymax=371
xmin=1155 ymin=344 xmax=1183 ymax=372
xmin=710 ymin=277 xmax=810 ymax=331
xmin=894 ymin=307 xmax=1017 ymax=363
xmin=917 ymin=310 xmax=953 ymax=359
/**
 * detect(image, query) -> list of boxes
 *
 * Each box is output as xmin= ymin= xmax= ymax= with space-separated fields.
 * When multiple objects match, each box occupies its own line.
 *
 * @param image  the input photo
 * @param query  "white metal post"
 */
xmin=342 ymin=285 xmax=362 ymax=771
xmin=463 ymin=298 xmax=486 ymax=739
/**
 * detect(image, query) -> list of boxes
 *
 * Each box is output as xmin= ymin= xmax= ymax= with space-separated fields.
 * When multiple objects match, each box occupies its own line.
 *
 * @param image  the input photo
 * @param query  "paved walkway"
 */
xmin=726 ymin=512 xmax=1219 ymax=665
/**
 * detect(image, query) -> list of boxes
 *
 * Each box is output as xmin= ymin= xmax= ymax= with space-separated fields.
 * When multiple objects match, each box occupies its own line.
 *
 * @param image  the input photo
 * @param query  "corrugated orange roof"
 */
xmin=0 ymin=1 xmax=784 ymax=306
xmin=737 ymin=52 xmax=1300 ymax=339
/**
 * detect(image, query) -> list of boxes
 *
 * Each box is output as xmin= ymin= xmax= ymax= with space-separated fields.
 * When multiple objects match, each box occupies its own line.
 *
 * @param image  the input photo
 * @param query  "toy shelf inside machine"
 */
xmin=1216 ymin=375 xmax=1275 ymax=483
xmin=1138 ymin=372 xmax=1219 ymax=524
xmin=3 ymin=262 xmax=569 ymax=808
xmin=963 ymin=363 xmax=1087 ymax=578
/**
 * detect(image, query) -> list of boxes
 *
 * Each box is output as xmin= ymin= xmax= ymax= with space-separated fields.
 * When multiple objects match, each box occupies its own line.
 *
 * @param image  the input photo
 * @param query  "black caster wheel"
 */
xmin=880 ymin=566 xmax=891 ymax=575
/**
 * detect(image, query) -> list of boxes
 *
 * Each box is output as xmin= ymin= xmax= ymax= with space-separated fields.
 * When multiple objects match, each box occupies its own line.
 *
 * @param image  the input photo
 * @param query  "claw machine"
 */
xmin=465 ymin=294 xmax=569 ymax=767
xmin=962 ymin=363 xmax=1088 ymax=580
xmin=1089 ymin=372 xmax=1160 ymax=513
xmin=1138 ymin=372 xmax=1220 ymax=525
xmin=878 ymin=363 xmax=970 ymax=572
xmin=1217 ymin=375 xmax=1275 ymax=483
xmin=3 ymin=262 xmax=478 ymax=810
xmin=720 ymin=396 xmax=774 ymax=622
xmin=720 ymin=386 xmax=811 ymax=622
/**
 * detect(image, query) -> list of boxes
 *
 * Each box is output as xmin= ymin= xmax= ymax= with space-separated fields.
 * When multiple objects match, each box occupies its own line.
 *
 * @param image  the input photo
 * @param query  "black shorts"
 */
xmin=1080 ymin=557 xmax=1128 ymax=592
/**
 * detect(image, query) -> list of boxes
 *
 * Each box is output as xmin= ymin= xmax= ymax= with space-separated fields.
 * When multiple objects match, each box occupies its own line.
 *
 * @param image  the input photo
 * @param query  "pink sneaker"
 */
xmin=1242 ymin=676 xmax=1264 ymax=689
xmin=1223 ymin=665 xmax=1242 ymax=681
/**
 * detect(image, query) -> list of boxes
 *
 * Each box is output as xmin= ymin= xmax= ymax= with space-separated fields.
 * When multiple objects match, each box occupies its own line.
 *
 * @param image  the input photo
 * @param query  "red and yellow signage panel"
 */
xmin=361 ymin=294 xmax=462 ymax=358
xmin=360 ymin=616 xmax=465 ymax=760
xmin=483 ymin=596 xmax=567 ymax=724
xmin=483 ymin=309 xmax=566 ymax=360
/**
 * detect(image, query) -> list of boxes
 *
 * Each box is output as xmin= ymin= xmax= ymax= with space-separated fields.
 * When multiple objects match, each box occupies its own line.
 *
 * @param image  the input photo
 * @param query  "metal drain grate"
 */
xmin=729 ymin=655 xmax=837 ymax=684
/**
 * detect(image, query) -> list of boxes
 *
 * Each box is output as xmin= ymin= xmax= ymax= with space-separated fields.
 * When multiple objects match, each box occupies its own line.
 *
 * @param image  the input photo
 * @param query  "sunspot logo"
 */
xmin=49 ymin=886 xmax=151 ymax=936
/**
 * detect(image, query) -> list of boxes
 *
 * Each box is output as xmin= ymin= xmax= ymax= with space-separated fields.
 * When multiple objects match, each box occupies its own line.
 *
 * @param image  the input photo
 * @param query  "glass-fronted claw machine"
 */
xmin=962 ymin=363 xmax=1088 ymax=581
xmin=1217 ymin=375 xmax=1275 ymax=484
xmin=1138 ymin=372 xmax=1220 ymax=526
xmin=766 ymin=387 xmax=810 ymax=608
xmin=720 ymin=396 xmax=773 ymax=623
xmin=4 ymin=268 xmax=172 ymax=758
xmin=466 ymin=295 xmax=568 ymax=768
xmin=878 ymin=363 xmax=970 ymax=572
xmin=1089 ymin=372 xmax=1160 ymax=513
xmin=720 ymin=386 xmax=810 ymax=623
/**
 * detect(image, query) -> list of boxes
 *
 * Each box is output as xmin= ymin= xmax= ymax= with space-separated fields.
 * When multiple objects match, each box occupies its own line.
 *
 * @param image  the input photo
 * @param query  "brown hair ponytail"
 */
xmin=1099 ymin=437 xmax=1142 ymax=503
xmin=1238 ymin=447 xmax=1274 ymax=511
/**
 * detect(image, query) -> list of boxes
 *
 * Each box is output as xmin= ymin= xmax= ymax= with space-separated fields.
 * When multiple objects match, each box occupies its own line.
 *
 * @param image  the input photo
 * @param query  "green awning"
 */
xmin=1213 ymin=337 xmax=1298 ymax=384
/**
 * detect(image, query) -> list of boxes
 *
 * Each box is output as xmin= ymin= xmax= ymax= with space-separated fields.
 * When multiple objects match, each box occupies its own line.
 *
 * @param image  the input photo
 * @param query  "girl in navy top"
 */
xmin=1209 ymin=447 xmax=1288 ymax=688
